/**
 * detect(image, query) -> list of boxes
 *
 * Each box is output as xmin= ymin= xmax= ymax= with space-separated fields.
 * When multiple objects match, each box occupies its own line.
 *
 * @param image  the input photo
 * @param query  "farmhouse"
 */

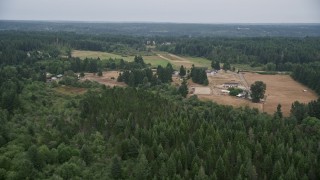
xmin=223 ymin=82 xmax=239 ymax=88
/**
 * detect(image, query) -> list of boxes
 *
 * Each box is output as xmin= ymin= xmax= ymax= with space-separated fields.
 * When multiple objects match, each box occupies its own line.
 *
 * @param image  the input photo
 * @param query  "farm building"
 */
xmin=206 ymin=70 xmax=218 ymax=76
xmin=223 ymin=82 xmax=239 ymax=88
xmin=221 ymin=90 xmax=230 ymax=94
xmin=236 ymin=93 xmax=246 ymax=98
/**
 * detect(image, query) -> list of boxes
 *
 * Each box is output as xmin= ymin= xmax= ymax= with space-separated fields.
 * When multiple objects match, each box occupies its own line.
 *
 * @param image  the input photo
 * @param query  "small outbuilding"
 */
xmin=221 ymin=90 xmax=230 ymax=94
xmin=223 ymin=82 xmax=239 ymax=88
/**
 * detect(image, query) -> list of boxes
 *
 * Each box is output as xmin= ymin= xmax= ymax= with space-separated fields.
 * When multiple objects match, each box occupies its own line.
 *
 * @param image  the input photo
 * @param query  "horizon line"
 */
xmin=1 ymin=19 xmax=320 ymax=25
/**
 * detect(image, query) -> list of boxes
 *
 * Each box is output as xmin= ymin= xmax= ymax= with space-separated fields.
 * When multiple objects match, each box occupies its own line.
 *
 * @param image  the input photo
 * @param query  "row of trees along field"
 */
xmin=291 ymin=62 xmax=320 ymax=95
xmin=117 ymin=56 xmax=175 ymax=87
xmin=156 ymin=37 xmax=320 ymax=71
xmin=190 ymin=65 xmax=209 ymax=85
xmin=116 ymin=56 xmax=210 ymax=88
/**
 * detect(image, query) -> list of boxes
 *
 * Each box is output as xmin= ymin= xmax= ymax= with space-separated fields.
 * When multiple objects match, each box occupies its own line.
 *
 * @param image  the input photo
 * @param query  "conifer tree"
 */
xmin=110 ymin=156 xmax=123 ymax=179
xmin=178 ymin=79 xmax=188 ymax=97
xmin=179 ymin=65 xmax=186 ymax=76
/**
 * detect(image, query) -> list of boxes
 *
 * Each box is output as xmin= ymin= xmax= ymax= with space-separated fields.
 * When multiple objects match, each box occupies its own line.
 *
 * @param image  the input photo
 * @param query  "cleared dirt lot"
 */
xmin=196 ymin=71 xmax=262 ymax=111
xmin=81 ymin=71 xmax=126 ymax=87
xmin=192 ymin=71 xmax=318 ymax=116
xmin=192 ymin=87 xmax=211 ymax=95
xmin=243 ymin=73 xmax=318 ymax=116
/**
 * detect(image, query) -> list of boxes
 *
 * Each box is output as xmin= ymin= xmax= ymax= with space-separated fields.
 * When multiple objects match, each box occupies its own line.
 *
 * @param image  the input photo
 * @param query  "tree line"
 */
xmin=291 ymin=62 xmax=320 ymax=95
xmin=157 ymin=37 xmax=320 ymax=71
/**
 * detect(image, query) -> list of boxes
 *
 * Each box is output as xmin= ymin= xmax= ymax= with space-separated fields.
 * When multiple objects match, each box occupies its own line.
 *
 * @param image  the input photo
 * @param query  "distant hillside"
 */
xmin=1 ymin=20 xmax=320 ymax=37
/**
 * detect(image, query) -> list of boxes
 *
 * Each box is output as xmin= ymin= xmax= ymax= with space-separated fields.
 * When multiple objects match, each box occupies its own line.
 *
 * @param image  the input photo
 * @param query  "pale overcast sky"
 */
xmin=0 ymin=0 xmax=319 ymax=23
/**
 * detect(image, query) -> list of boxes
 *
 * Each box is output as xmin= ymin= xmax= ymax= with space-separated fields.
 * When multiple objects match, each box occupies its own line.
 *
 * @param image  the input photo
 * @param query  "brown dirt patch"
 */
xmin=81 ymin=71 xmax=126 ymax=87
xmin=243 ymin=73 xmax=318 ymax=116
xmin=187 ymin=71 xmax=318 ymax=116
xmin=192 ymin=87 xmax=211 ymax=95
xmin=195 ymin=71 xmax=261 ymax=110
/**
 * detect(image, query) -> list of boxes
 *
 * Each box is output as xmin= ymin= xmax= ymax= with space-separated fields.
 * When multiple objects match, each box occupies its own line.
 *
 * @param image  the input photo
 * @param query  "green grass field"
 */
xmin=72 ymin=50 xmax=135 ymax=61
xmin=72 ymin=50 xmax=170 ymax=68
xmin=185 ymin=56 xmax=211 ymax=68
xmin=72 ymin=50 xmax=213 ymax=69
xmin=143 ymin=56 xmax=170 ymax=68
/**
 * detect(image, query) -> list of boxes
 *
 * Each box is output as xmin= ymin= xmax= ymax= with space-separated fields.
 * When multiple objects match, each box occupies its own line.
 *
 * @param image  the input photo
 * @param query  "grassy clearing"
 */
xmin=72 ymin=50 xmax=135 ymax=61
xmin=73 ymin=50 xmax=172 ymax=68
xmin=154 ymin=51 xmax=211 ymax=69
xmin=143 ymin=56 xmax=170 ymax=68
xmin=73 ymin=50 xmax=211 ymax=69
xmin=185 ymin=56 xmax=211 ymax=68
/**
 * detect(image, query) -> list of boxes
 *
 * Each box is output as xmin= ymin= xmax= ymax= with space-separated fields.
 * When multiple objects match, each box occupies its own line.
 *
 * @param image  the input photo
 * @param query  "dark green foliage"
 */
xmin=118 ymin=68 xmax=154 ymax=87
xmin=291 ymin=62 xmax=320 ymax=95
xmin=134 ymin=55 xmax=145 ymax=65
xmin=108 ymin=56 xmax=147 ymax=70
xmin=291 ymin=101 xmax=307 ymax=123
xmin=134 ymin=153 xmax=150 ymax=179
xmin=80 ymin=145 xmax=94 ymax=165
xmin=274 ymin=104 xmax=283 ymax=119
xmin=110 ymin=156 xmax=123 ymax=179
xmin=228 ymin=87 xmax=243 ymax=96
xmin=223 ymin=62 xmax=231 ymax=71
xmin=216 ymin=157 xmax=225 ymax=179
xmin=27 ymin=145 xmax=44 ymax=170
xmin=179 ymin=65 xmax=186 ymax=76
xmin=56 ymin=162 xmax=81 ymax=179
xmin=213 ymin=61 xmax=221 ymax=70
xmin=157 ymin=64 xmax=173 ymax=83
xmin=190 ymin=65 xmax=208 ymax=85
xmin=250 ymin=81 xmax=266 ymax=103
xmin=178 ymin=79 xmax=188 ymax=97
xmin=290 ymin=98 xmax=320 ymax=121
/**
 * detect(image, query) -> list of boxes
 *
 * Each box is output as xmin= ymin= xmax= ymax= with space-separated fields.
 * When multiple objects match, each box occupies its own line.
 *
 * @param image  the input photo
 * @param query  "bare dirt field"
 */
xmin=81 ymin=71 xmax=126 ymax=87
xmin=192 ymin=87 xmax=211 ymax=95
xmin=243 ymin=73 xmax=318 ymax=116
xmin=188 ymin=71 xmax=318 ymax=116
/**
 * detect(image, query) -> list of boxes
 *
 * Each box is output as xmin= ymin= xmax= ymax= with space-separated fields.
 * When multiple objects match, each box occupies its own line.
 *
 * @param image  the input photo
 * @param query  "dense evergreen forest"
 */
xmin=0 ymin=30 xmax=320 ymax=179
xmin=157 ymin=37 xmax=320 ymax=70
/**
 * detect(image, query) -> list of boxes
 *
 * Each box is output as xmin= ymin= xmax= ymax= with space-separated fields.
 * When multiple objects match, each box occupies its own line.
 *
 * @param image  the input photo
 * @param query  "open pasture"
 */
xmin=243 ymin=73 xmax=318 ymax=116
